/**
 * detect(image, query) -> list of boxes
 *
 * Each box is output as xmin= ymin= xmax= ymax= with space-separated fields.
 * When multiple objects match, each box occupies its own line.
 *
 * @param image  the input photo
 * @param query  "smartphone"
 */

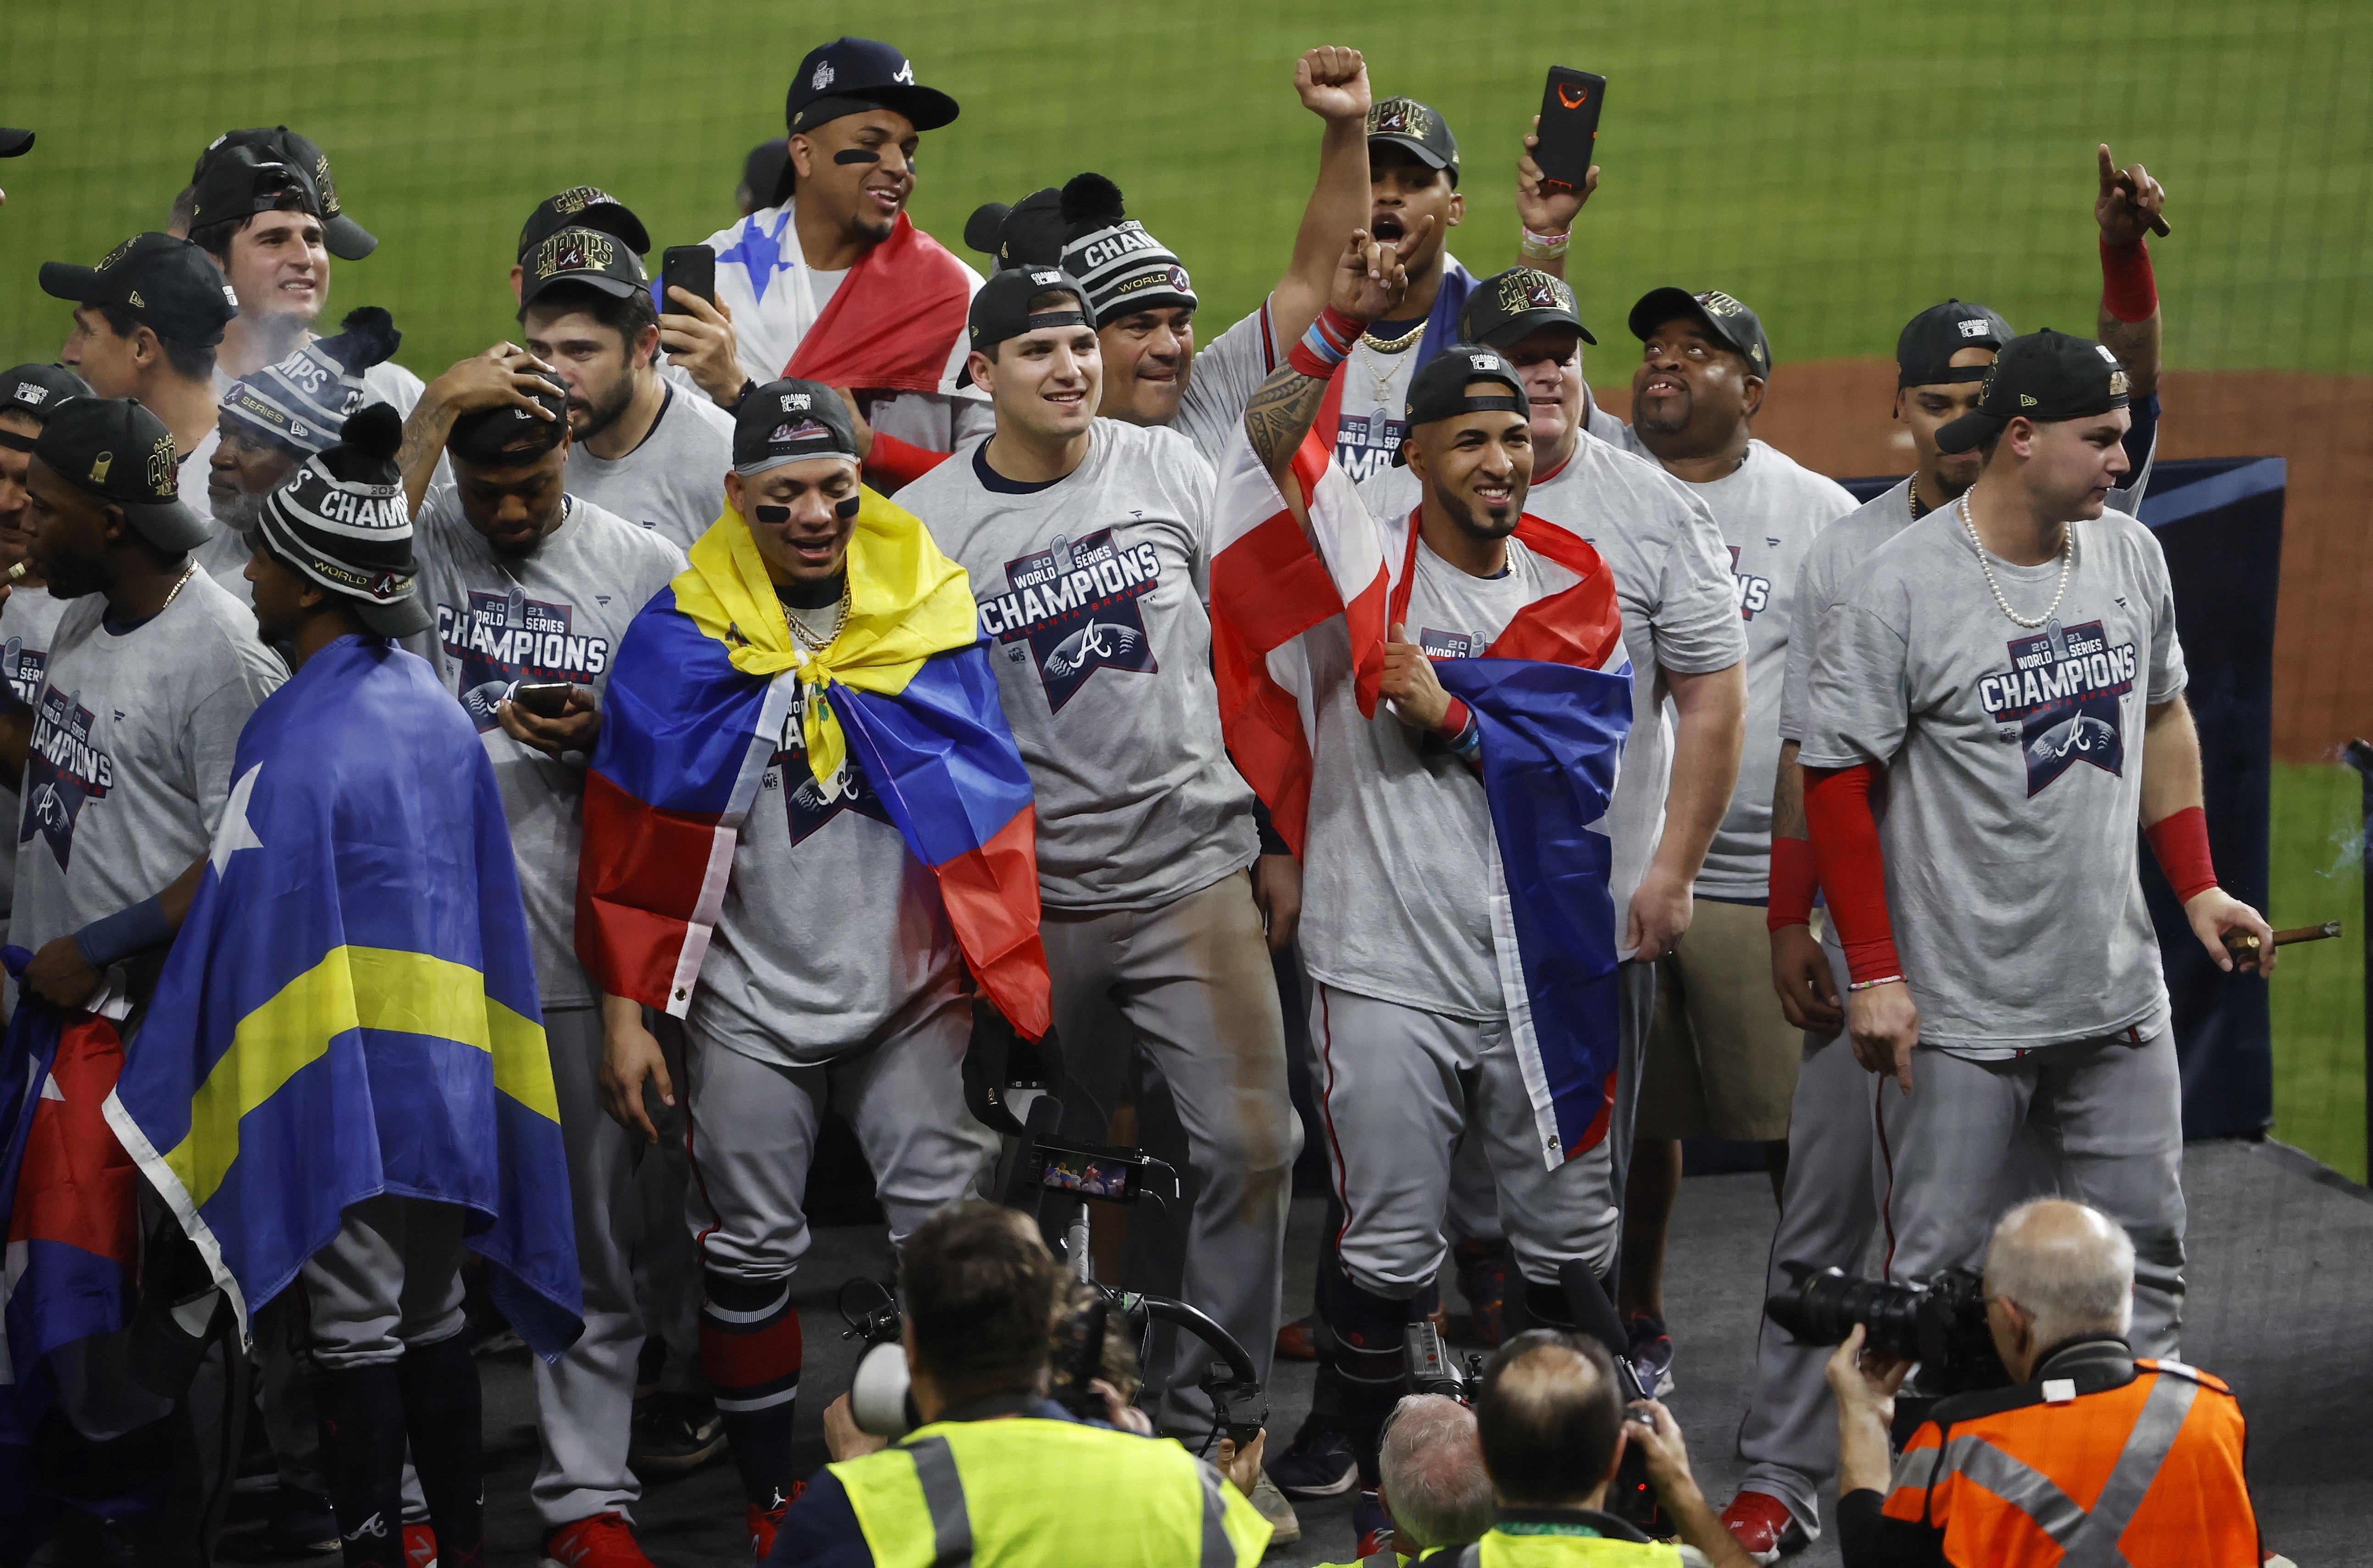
xmin=1029 ymin=1136 xmax=1154 ymax=1205
xmin=510 ymin=681 xmax=573 ymax=718
xmin=661 ymin=244 xmax=716 ymax=309
xmin=1535 ymin=66 xmax=1608 ymax=194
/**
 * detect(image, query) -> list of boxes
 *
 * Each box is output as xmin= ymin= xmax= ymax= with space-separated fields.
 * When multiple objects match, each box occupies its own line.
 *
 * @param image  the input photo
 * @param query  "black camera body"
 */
xmin=1764 ymin=1263 xmax=2010 ymax=1395
xmin=1405 ymin=1318 xmax=1484 ymax=1403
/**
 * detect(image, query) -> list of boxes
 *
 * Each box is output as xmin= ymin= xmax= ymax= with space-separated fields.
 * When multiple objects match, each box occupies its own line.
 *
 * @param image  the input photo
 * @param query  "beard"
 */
xmin=1633 ymin=384 xmax=1694 ymax=435
xmin=570 ymin=374 xmax=638 ymax=445
xmin=1436 ymin=482 xmax=1521 ymax=540
xmin=211 ymin=486 xmax=267 ymax=534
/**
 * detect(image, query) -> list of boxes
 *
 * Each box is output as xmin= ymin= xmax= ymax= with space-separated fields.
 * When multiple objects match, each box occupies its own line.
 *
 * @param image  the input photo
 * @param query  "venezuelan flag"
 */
xmin=103 ymin=637 xmax=582 ymax=1357
xmin=577 ymin=488 xmax=1049 ymax=1037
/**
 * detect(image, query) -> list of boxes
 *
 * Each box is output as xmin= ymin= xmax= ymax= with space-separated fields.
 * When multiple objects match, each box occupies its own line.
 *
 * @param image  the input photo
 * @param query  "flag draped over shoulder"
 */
xmin=102 ymin=637 xmax=582 ymax=1357
xmin=702 ymin=207 xmax=975 ymax=397
xmin=1211 ymin=433 xmax=1634 ymax=1164
xmin=577 ymin=489 xmax=1049 ymax=1037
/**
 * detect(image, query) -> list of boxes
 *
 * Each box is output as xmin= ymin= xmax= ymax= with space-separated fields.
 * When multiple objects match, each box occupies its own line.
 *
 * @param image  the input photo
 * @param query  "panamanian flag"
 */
xmin=1211 ymin=434 xmax=1633 ymax=1164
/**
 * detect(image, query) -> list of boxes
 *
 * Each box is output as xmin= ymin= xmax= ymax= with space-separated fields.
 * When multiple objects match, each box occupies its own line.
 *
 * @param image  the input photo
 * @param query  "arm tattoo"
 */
xmin=1243 ymin=364 xmax=1331 ymax=471
xmin=2096 ymin=306 xmax=2160 ymax=399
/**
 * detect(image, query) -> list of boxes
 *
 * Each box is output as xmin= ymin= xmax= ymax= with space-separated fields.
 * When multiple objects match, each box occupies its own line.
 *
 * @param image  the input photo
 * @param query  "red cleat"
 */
xmin=746 ymin=1484 xmax=805 ymax=1564
xmin=405 ymin=1523 xmax=438 ymax=1568
xmin=541 ymin=1513 xmax=652 ymax=1568
xmin=1720 ymin=1490 xmax=1812 ymax=1564
xmin=1274 ymin=1315 xmax=1317 ymax=1361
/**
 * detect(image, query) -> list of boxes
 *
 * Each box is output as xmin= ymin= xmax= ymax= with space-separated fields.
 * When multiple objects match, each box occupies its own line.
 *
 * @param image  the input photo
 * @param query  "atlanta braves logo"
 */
xmin=21 ymin=688 xmax=113 ymax=870
xmin=1977 ymin=616 xmax=2137 ymax=796
xmin=762 ymin=687 xmax=892 ymax=844
xmin=979 ymin=528 xmax=1161 ymax=712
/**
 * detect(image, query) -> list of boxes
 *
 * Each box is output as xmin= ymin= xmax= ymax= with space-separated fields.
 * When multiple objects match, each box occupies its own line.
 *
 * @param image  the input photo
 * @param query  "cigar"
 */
xmin=2222 ymin=921 xmax=2341 ymax=965
xmin=2114 ymin=172 xmax=2173 ymax=238
xmin=5 ymin=562 xmax=22 ymax=583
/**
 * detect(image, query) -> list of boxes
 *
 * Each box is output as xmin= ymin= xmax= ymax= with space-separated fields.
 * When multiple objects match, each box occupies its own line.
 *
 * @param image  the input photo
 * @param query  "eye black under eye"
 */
xmin=755 ymin=504 xmax=792 ymax=523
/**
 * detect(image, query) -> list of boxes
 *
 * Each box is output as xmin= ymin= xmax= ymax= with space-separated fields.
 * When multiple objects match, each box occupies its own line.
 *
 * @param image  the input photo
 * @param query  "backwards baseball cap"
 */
xmin=1896 ymin=299 xmax=2015 ymax=388
xmin=739 ymin=142 xmax=790 ymax=213
xmin=518 ymin=186 xmax=651 ymax=261
xmin=1462 ymin=266 xmax=1597 ymax=351
xmin=1628 ymin=287 xmax=1771 ymax=377
xmin=255 ymin=403 xmax=429 ymax=636
xmin=785 ymin=37 xmax=959 ymax=137
xmin=1048 ymin=175 xmax=1195 ymax=326
xmin=1935 ymin=329 xmax=2132 ymax=455
xmin=0 ymin=365 xmax=91 ymax=450
xmin=40 ymin=232 xmax=239 ymax=347
xmin=967 ymin=266 xmax=1093 ymax=354
xmin=1 ymin=128 xmax=33 ymax=157
xmin=221 ymin=306 xmax=402 ymax=459
xmin=734 ymin=379 xmax=860 ymax=474
xmin=1366 ymin=97 xmax=1459 ymax=185
xmin=189 ymin=127 xmax=374 ymax=260
xmin=29 ymin=397 xmax=209 ymax=550
xmin=520 ymin=225 xmax=651 ymax=308
xmin=1393 ymin=345 xmax=1528 ymax=467
xmin=446 ymin=376 xmax=570 ymax=468
xmin=964 ymin=186 xmax=1064 ymax=274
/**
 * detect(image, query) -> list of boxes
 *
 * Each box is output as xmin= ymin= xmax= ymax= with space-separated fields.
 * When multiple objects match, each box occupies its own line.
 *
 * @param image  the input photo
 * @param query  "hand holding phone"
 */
xmin=662 ymin=244 xmax=717 ymax=309
xmin=1534 ymin=67 xmax=1606 ymax=195
xmin=510 ymin=681 xmax=574 ymax=719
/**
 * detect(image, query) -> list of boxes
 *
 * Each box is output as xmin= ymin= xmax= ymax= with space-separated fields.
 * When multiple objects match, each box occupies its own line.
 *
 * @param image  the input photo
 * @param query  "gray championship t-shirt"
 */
xmin=412 ymin=487 xmax=685 ymax=1009
xmin=1666 ymin=441 xmax=1855 ymax=899
xmin=690 ymin=678 xmax=964 ymax=1065
xmin=0 ymin=585 xmax=74 ymax=936
xmin=11 ymin=572 xmax=285 ymax=955
xmin=1798 ymin=507 xmax=2186 ymax=1055
xmin=1299 ymin=537 xmax=1551 ymax=1018
xmin=564 ymin=383 xmax=734 ymax=554
xmin=897 ymin=419 xmax=1258 ymax=910
xmin=1360 ymin=433 xmax=1744 ymax=959
xmin=1170 ymin=301 xmax=1282 ymax=463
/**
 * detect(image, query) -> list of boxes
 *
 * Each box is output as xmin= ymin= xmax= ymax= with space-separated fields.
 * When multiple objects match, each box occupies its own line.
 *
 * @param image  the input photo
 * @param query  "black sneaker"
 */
xmin=1266 ymin=1423 xmax=1358 ymax=1499
xmin=261 ymin=1487 xmax=341 ymax=1558
xmin=627 ymin=1391 xmax=726 ymax=1477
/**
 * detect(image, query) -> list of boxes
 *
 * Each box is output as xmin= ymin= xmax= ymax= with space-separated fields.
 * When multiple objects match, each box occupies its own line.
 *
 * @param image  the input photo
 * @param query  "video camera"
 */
xmin=1763 ymin=1263 xmax=2009 ymax=1396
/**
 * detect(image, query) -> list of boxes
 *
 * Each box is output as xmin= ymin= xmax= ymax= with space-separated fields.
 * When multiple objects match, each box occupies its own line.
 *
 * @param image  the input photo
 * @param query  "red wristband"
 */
xmin=865 ymin=432 xmax=950 ymax=488
xmin=2146 ymin=804 xmax=2217 ymax=903
xmin=1767 ymin=836 xmax=1817 ymax=932
xmin=2101 ymin=238 xmax=2157 ymax=324
xmin=1437 ymin=698 xmax=1472 ymax=737
xmin=1286 ymin=337 xmax=1339 ymax=380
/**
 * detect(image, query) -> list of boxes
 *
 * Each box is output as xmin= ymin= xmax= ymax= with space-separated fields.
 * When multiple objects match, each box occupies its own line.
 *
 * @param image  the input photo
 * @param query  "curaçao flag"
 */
xmin=1211 ymin=434 xmax=1633 ymax=1163
xmin=103 ymin=637 xmax=582 ymax=1357
xmin=577 ymin=488 xmax=1050 ymax=1037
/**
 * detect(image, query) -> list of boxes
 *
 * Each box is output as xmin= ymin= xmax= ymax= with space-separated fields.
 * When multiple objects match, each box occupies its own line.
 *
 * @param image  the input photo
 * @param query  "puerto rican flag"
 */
xmin=1210 ymin=435 xmax=1634 ymax=1164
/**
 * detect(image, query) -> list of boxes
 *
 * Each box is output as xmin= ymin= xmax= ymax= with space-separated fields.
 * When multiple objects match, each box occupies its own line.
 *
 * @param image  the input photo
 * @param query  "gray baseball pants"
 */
xmin=1042 ymin=868 xmax=1299 ymax=1436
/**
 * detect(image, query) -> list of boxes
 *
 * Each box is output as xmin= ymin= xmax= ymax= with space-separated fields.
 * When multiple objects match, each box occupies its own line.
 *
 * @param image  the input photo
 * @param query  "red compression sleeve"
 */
xmin=2146 ymin=804 xmax=2218 ymax=903
xmin=2101 ymin=238 xmax=2157 ymax=324
xmin=1767 ymin=836 xmax=1818 ymax=933
xmin=865 ymin=433 xmax=951 ymax=488
xmin=1802 ymin=763 xmax=1902 ymax=985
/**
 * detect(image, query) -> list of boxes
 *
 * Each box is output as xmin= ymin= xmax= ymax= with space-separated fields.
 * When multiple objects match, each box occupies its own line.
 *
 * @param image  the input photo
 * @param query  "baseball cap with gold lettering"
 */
xmin=1367 ymin=97 xmax=1460 ymax=185
xmin=1935 ymin=329 xmax=2132 ymax=454
xmin=1463 ymin=266 xmax=1597 ymax=350
xmin=39 ymin=233 xmax=239 ymax=347
xmin=30 ymin=396 xmax=210 ymax=550
xmin=1628 ymin=286 xmax=1772 ymax=377
xmin=517 ymin=186 xmax=652 ymax=262
xmin=519 ymin=225 xmax=651 ymax=308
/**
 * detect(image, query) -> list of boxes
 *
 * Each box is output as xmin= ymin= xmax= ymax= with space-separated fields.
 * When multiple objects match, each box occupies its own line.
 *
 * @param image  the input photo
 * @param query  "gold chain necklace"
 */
xmin=1907 ymin=473 xmax=1925 ymax=519
xmin=1355 ymin=322 xmax=1424 ymax=403
xmin=159 ymin=563 xmax=198 ymax=614
xmin=783 ymin=576 xmax=852 ymax=653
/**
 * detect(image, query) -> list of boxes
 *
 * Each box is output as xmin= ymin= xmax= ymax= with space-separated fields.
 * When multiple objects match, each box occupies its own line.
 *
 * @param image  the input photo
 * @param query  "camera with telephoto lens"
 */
xmin=1763 ymin=1263 xmax=2009 ymax=1395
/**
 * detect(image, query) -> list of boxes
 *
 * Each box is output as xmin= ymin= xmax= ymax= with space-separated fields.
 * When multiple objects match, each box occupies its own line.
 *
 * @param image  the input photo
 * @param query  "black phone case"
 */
xmin=661 ymin=244 xmax=716 ymax=307
xmin=1536 ymin=67 xmax=1607 ymax=193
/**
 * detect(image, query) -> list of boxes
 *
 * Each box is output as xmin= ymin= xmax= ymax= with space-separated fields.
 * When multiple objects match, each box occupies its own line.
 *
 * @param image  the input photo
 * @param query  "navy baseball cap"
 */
xmin=1935 ymin=329 xmax=2132 ymax=454
xmin=785 ymin=38 xmax=959 ymax=137
xmin=1629 ymin=286 xmax=1771 ymax=377
xmin=1896 ymin=299 xmax=2015 ymax=388
xmin=734 ymin=379 xmax=861 ymax=473
xmin=0 ymin=365 xmax=91 ymax=448
xmin=31 ymin=397 xmax=209 ymax=550
xmin=40 ymin=233 xmax=239 ymax=346
xmin=967 ymin=266 xmax=1092 ymax=354
xmin=1394 ymin=344 xmax=1527 ymax=466
xmin=1463 ymin=267 xmax=1597 ymax=350
xmin=189 ymin=128 xmax=375 ymax=260
xmin=518 ymin=186 xmax=651 ymax=260
xmin=1367 ymin=97 xmax=1459 ymax=186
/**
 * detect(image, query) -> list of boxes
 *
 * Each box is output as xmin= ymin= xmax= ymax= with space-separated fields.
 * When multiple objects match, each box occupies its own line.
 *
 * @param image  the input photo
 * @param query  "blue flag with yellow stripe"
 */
xmin=102 ymin=636 xmax=582 ymax=1357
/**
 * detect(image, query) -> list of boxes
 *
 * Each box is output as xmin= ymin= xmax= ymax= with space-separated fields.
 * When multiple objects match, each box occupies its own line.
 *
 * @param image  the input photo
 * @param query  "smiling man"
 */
xmin=397 ymin=353 xmax=686 ymax=1568
xmin=897 ymin=269 xmax=1300 ymax=1524
xmin=701 ymin=37 xmax=986 ymax=491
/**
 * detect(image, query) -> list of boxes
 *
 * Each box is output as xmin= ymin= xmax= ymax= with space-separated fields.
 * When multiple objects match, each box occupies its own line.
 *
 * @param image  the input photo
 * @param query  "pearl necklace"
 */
xmin=1956 ymin=493 xmax=2072 ymax=630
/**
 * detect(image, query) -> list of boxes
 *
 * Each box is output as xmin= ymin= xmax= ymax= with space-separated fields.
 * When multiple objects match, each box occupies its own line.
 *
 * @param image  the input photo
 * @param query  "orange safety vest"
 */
xmin=1883 ymin=1354 xmax=2258 ymax=1566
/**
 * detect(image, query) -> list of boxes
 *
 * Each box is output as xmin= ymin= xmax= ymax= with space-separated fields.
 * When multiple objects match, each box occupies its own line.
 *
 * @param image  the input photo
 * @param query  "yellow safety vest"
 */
xmin=832 ymin=1416 xmax=1270 ymax=1567
xmin=1442 ymin=1524 xmax=1683 ymax=1566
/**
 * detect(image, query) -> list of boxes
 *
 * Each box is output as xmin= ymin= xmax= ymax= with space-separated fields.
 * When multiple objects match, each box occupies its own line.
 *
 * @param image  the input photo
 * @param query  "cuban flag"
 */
xmin=1212 ymin=435 xmax=1633 ymax=1164
xmin=577 ymin=490 xmax=1050 ymax=1039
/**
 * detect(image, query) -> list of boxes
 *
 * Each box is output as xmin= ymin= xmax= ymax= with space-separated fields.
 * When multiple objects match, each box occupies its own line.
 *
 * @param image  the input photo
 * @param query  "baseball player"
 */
xmin=895 ymin=270 xmax=1301 ymax=1491
xmin=515 ymin=214 xmax=735 ymax=552
xmin=397 ymin=355 xmax=686 ymax=1568
xmin=1729 ymin=151 xmax=2172 ymax=1560
xmin=1567 ymin=283 xmax=1854 ymax=1391
xmin=1799 ymin=327 xmax=2265 ymax=1479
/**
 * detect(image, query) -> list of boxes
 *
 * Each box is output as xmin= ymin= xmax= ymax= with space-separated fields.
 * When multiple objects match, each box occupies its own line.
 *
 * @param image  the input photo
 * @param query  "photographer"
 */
xmin=776 ymin=1203 xmax=1271 ymax=1565
xmin=1311 ymin=1394 xmax=1493 ymax=1565
xmin=1826 ymin=1199 xmax=2261 ymax=1567
xmin=1451 ymin=1332 xmax=1752 ymax=1566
